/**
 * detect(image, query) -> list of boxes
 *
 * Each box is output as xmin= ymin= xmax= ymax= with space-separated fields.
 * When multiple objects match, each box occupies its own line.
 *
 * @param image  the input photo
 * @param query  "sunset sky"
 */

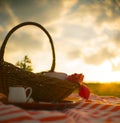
xmin=0 ymin=0 xmax=120 ymax=83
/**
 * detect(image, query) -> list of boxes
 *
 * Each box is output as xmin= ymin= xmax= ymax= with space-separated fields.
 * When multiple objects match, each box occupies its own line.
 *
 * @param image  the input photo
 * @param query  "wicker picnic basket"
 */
xmin=0 ymin=22 xmax=80 ymax=102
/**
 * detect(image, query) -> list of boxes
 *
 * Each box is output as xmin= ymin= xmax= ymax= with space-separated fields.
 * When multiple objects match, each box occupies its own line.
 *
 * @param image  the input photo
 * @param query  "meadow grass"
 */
xmin=85 ymin=82 xmax=120 ymax=97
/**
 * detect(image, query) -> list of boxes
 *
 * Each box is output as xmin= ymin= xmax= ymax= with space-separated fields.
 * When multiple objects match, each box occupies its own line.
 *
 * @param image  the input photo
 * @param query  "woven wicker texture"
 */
xmin=0 ymin=22 xmax=80 ymax=102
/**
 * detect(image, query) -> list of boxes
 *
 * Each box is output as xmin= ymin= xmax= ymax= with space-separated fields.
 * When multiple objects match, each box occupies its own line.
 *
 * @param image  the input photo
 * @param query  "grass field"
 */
xmin=85 ymin=82 xmax=120 ymax=98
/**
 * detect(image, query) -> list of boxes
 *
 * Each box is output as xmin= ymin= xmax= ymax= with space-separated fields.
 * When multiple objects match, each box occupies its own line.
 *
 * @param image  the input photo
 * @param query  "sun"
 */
xmin=95 ymin=61 xmax=112 ymax=83
xmin=85 ymin=60 xmax=120 ymax=83
xmin=80 ymin=60 xmax=119 ymax=83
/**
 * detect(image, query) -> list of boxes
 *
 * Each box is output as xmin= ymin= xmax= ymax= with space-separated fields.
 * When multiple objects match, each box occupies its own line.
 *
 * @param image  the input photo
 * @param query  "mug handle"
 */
xmin=25 ymin=87 xmax=32 ymax=102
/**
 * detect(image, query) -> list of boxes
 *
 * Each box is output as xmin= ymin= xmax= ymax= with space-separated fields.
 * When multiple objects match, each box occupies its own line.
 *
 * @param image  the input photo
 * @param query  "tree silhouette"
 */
xmin=16 ymin=55 xmax=33 ymax=72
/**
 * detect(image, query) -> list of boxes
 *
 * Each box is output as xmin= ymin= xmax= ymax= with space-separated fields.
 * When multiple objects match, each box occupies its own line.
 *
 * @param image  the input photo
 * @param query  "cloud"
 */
xmin=83 ymin=46 xmax=118 ymax=65
xmin=112 ymin=62 xmax=120 ymax=71
xmin=102 ymin=28 xmax=120 ymax=48
xmin=112 ymin=30 xmax=120 ymax=47
xmin=62 ymin=0 xmax=78 ymax=15
xmin=64 ymin=0 xmax=120 ymax=28
xmin=0 ymin=0 xmax=19 ymax=27
xmin=0 ymin=0 xmax=66 ymax=40
xmin=1 ymin=0 xmax=120 ymax=78
xmin=4 ymin=0 xmax=63 ymax=24
xmin=3 ymin=25 xmax=53 ymax=57
xmin=0 ymin=26 xmax=4 ymax=32
xmin=55 ymin=0 xmax=120 ymax=67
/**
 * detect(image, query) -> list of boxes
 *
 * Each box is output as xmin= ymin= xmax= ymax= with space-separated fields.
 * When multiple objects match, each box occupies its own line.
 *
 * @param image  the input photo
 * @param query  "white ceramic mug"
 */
xmin=8 ymin=86 xmax=32 ymax=103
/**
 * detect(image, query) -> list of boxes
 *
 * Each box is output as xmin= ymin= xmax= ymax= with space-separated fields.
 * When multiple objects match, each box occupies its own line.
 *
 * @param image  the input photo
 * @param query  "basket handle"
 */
xmin=0 ymin=22 xmax=55 ymax=72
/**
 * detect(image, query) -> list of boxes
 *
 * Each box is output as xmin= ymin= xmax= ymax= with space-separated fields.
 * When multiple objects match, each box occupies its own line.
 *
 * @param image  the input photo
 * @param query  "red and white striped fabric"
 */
xmin=0 ymin=94 xmax=120 ymax=123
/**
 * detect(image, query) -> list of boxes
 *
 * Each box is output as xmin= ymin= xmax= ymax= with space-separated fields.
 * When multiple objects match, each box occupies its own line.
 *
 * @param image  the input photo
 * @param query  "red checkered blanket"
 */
xmin=0 ymin=94 xmax=120 ymax=123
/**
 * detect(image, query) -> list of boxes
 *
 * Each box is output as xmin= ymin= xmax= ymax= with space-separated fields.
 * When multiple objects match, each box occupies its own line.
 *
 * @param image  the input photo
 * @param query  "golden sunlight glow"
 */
xmin=85 ymin=61 xmax=120 ymax=83
xmin=1 ymin=0 xmax=120 ymax=83
xmin=31 ymin=58 xmax=120 ymax=83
